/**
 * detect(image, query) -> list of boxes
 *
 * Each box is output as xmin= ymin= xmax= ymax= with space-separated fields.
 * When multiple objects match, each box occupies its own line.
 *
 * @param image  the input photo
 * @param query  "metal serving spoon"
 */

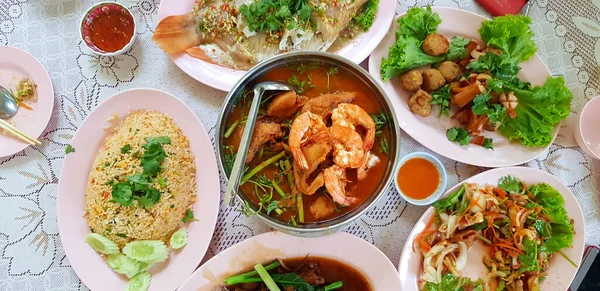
xmin=0 ymin=85 xmax=18 ymax=120
xmin=224 ymin=81 xmax=294 ymax=207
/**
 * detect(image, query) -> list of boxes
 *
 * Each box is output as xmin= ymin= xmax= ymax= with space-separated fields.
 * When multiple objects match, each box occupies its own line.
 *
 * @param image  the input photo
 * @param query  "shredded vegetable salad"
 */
xmin=415 ymin=176 xmax=575 ymax=291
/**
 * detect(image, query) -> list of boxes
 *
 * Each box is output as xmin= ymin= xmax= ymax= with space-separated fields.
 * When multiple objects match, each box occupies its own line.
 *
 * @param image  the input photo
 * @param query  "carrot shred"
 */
xmin=412 ymin=215 xmax=436 ymax=252
xmin=18 ymin=102 xmax=33 ymax=110
xmin=494 ymin=187 xmax=507 ymax=199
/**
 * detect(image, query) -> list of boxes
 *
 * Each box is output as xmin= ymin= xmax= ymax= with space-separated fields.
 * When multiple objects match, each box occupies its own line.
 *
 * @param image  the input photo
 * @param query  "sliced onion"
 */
xmin=456 ymin=241 xmax=468 ymax=271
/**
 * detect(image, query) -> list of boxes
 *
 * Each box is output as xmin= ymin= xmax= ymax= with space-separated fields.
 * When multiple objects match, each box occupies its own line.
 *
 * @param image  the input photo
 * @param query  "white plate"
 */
xmin=368 ymin=7 xmax=557 ymax=167
xmin=178 ymin=231 xmax=402 ymax=290
xmin=57 ymin=89 xmax=220 ymax=291
xmin=398 ymin=167 xmax=585 ymax=291
xmin=157 ymin=0 xmax=396 ymax=91
xmin=0 ymin=46 xmax=54 ymax=157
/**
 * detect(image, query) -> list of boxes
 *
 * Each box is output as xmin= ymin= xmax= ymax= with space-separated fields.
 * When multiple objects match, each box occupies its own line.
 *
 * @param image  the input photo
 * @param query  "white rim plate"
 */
xmin=157 ymin=0 xmax=396 ymax=91
xmin=0 ymin=46 xmax=54 ymax=157
xmin=398 ymin=167 xmax=585 ymax=291
xmin=368 ymin=7 xmax=557 ymax=167
xmin=178 ymin=231 xmax=402 ymax=290
xmin=57 ymin=88 xmax=220 ymax=291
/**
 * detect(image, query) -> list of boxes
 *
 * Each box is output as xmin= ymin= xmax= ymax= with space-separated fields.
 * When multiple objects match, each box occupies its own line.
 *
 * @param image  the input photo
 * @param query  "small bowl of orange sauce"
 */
xmin=80 ymin=2 xmax=136 ymax=56
xmin=394 ymin=152 xmax=447 ymax=206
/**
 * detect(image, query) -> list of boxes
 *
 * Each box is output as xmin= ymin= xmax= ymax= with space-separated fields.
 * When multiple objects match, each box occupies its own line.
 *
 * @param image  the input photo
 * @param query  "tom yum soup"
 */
xmin=222 ymin=62 xmax=392 ymax=225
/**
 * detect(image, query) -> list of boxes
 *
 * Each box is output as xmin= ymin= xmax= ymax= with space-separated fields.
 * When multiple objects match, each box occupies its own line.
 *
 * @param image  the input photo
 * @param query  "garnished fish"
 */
xmin=153 ymin=0 xmax=369 ymax=69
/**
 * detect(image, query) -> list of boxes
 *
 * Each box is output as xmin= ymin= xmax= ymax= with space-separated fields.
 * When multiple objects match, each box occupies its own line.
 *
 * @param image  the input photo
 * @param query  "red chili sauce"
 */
xmin=89 ymin=10 xmax=134 ymax=52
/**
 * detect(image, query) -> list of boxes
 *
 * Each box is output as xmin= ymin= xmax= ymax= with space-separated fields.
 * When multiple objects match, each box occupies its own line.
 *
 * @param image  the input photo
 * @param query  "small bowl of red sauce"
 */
xmin=80 ymin=2 xmax=136 ymax=56
xmin=394 ymin=152 xmax=447 ymax=206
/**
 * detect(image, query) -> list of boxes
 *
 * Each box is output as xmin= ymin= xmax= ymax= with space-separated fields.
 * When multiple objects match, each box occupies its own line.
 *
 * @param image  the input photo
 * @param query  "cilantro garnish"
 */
xmin=446 ymin=127 xmax=471 ymax=145
xmin=65 ymin=144 xmax=76 ymax=155
xmin=431 ymin=84 xmax=452 ymax=118
xmin=120 ymin=144 xmax=131 ymax=154
xmin=498 ymin=175 xmax=523 ymax=193
xmin=482 ymin=137 xmax=494 ymax=150
xmin=239 ymin=0 xmax=312 ymax=33
xmin=182 ymin=209 xmax=197 ymax=223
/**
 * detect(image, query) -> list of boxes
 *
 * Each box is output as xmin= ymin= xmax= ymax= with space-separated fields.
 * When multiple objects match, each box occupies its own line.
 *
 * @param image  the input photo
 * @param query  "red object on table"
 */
xmin=476 ymin=0 xmax=528 ymax=16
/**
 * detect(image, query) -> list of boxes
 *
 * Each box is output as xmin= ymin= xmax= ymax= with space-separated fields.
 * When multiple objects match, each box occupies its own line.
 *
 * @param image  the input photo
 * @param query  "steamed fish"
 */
xmin=153 ymin=0 xmax=371 ymax=69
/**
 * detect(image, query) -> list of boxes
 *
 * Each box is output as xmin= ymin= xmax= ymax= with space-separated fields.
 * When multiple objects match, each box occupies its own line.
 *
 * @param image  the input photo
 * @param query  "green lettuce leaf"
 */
xmin=396 ymin=6 xmax=441 ymax=40
xmin=424 ymin=273 xmax=484 ymax=291
xmin=478 ymin=14 xmax=537 ymax=63
xmin=380 ymin=36 xmax=443 ymax=81
xmin=498 ymin=76 xmax=573 ymax=147
xmin=529 ymin=183 xmax=575 ymax=254
xmin=352 ymin=0 xmax=379 ymax=31
xmin=433 ymin=184 xmax=466 ymax=214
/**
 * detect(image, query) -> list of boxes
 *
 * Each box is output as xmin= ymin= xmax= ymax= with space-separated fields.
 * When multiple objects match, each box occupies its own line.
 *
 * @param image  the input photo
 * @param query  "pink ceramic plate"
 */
xmin=157 ymin=0 xmax=396 ymax=91
xmin=0 ymin=46 xmax=54 ymax=157
xmin=369 ymin=7 xmax=557 ymax=167
xmin=398 ymin=167 xmax=585 ymax=291
xmin=178 ymin=232 xmax=402 ymax=290
xmin=57 ymin=89 xmax=220 ymax=291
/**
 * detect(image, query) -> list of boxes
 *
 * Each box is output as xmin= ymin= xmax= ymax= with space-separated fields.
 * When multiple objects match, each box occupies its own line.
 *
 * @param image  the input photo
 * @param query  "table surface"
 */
xmin=0 ymin=0 xmax=599 ymax=290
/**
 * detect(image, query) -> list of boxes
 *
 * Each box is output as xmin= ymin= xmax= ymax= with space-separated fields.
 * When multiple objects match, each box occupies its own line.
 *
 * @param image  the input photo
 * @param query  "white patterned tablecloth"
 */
xmin=0 ymin=0 xmax=598 ymax=290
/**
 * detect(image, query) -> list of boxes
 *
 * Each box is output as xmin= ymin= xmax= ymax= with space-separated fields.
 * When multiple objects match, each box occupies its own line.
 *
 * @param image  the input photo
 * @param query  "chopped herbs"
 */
xmin=498 ymin=175 xmax=522 ymax=193
xmin=482 ymin=137 xmax=494 ymax=150
xmin=115 ymin=233 xmax=127 ymax=238
xmin=446 ymin=126 xmax=471 ymax=146
xmin=431 ymin=84 xmax=452 ymax=118
xmin=120 ymin=144 xmax=131 ymax=154
xmin=370 ymin=111 xmax=389 ymax=134
xmin=379 ymin=137 xmax=389 ymax=155
xmin=140 ymin=136 xmax=171 ymax=176
xmin=287 ymin=74 xmax=315 ymax=94
xmin=239 ymin=0 xmax=312 ymax=34
xmin=65 ymin=144 xmax=76 ymax=155
xmin=182 ymin=209 xmax=197 ymax=223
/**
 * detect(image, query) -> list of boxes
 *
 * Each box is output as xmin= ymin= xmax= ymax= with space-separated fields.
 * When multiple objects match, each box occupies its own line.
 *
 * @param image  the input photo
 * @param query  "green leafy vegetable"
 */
xmin=121 ymin=144 xmax=132 ymax=154
xmin=395 ymin=6 xmax=441 ymax=40
xmin=446 ymin=126 xmax=471 ymax=146
xmin=423 ymin=273 xmax=484 ymax=291
xmin=271 ymin=273 xmax=314 ymax=291
xmin=352 ymin=0 xmax=378 ymax=31
xmin=266 ymin=200 xmax=280 ymax=215
xmin=380 ymin=35 xmax=468 ymax=81
xmin=140 ymin=136 xmax=170 ymax=176
xmin=482 ymin=137 xmax=494 ymax=150
xmin=431 ymin=84 xmax=452 ymax=118
xmin=530 ymin=183 xmax=574 ymax=254
xmin=471 ymin=93 xmax=491 ymax=116
xmin=379 ymin=137 xmax=389 ymax=155
xmin=240 ymin=0 xmax=312 ymax=33
xmin=498 ymin=176 xmax=522 ymax=193
xmin=182 ymin=209 xmax=197 ymax=223
xmin=288 ymin=74 xmax=315 ymax=94
xmin=433 ymin=185 xmax=465 ymax=214
xmin=65 ymin=144 xmax=76 ymax=155
xmin=519 ymin=238 xmax=540 ymax=273
xmin=446 ymin=36 xmax=471 ymax=60
xmin=478 ymin=14 xmax=537 ymax=64
xmin=533 ymin=219 xmax=552 ymax=238
xmin=110 ymin=173 xmax=162 ymax=209
xmin=370 ymin=111 xmax=389 ymax=133
xmin=498 ymin=76 xmax=573 ymax=147
xmin=254 ymin=263 xmax=281 ymax=291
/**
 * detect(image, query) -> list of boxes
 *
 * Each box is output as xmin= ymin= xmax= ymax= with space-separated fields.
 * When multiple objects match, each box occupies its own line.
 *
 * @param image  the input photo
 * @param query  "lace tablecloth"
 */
xmin=0 ymin=0 xmax=598 ymax=290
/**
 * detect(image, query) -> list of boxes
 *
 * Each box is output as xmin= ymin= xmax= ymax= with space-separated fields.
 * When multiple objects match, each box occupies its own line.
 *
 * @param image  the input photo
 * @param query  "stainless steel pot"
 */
xmin=215 ymin=51 xmax=400 ymax=237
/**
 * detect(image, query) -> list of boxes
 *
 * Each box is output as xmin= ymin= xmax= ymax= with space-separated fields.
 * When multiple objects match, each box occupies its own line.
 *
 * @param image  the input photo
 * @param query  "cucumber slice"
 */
xmin=85 ymin=233 xmax=120 ymax=254
xmin=107 ymin=254 xmax=141 ymax=278
xmin=138 ymin=261 xmax=154 ymax=272
xmin=123 ymin=240 xmax=169 ymax=263
xmin=125 ymin=271 xmax=151 ymax=291
xmin=169 ymin=228 xmax=188 ymax=249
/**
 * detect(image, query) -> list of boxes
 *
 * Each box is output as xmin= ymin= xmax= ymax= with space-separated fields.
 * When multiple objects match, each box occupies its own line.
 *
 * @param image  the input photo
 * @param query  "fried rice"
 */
xmin=84 ymin=110 xmax=196 ymax=248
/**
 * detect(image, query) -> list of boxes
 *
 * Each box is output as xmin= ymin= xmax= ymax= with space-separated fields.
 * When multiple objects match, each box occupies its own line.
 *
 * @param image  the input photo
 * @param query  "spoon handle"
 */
xmin=224 ymin=86 xmax=265 ymax=207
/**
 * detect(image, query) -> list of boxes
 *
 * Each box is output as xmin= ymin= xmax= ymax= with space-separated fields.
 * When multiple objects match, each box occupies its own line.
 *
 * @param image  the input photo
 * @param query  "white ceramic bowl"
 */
xmin=575 ymin=96 xmax=600 ymax=160
xmin=79 ymin=1 xmax=136 ymax=56
xmin=393 ymin=152 xmax=448 ymax=206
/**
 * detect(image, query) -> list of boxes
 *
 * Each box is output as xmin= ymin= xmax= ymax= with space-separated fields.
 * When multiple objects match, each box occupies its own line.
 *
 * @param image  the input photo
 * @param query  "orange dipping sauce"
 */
xmin=397 ymin=158 xmax=440 ymax=200
xmin=89 ymin=9 xmax=134 ymax=52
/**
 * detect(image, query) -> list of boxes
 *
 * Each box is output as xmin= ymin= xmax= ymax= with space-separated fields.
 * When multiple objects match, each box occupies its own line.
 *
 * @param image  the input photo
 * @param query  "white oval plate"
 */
xmin=398 ymin=167 xmax=585 ymax=291
xmin=57 ymin=89 xmax=220 ymax=291
xmin=368 ymin=7 xmax=557 ymax=167
xmin=0 ymin=46 xmax=54 ymax=157
xmin=157 ymin=0 xmax=396 ymax=91
xmin=178 ymin=231 xmax=402 ymax=290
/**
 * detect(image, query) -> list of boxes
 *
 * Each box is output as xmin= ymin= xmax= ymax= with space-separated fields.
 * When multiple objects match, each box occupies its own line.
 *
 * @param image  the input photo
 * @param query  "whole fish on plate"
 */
xmin=153 ymin=0 xmax=374 ymax=70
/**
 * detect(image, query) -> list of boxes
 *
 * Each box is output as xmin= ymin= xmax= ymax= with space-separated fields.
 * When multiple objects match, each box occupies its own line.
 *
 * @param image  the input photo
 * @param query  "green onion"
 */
xmin=323 ymin=281 xmax=343 ymax=291
xmin=254 ymin=263 xmax=280 ymax=291
xmin=296 ymin=194 xmax=304 ymax=223
xmin=223 ymin=261 xmax=281 ymax=285
xmin=558 ymin=249 xmax=578 ymax=268
xmin=241 ymin=151 xmax=286 ymax=183
xmin=224 ymin=120 xmax=239 ymax=139
xmin=271 ymin=180 xmax=287 ymax=199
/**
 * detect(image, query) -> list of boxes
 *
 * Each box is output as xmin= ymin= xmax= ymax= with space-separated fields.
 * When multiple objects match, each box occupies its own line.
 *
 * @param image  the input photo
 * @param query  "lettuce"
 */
xmin=352 ymin=0 xmax=379 ymax=31
xmin=432 ymin=184 xmax=466 ymax=214
xmin=424 ymin=273 xmax=484 ymax=291
xmin=497 ymin=76 xmax=573 ymax=147
xmin=529 ymin=183 xmax=575 ymax=254
xmin=478 ymin=14 xmax=537 ymax=64
xmin=519 ymin=238 xmax=540 ymax=273
xmin=396 ymin=6 xmax=441 ymax=40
